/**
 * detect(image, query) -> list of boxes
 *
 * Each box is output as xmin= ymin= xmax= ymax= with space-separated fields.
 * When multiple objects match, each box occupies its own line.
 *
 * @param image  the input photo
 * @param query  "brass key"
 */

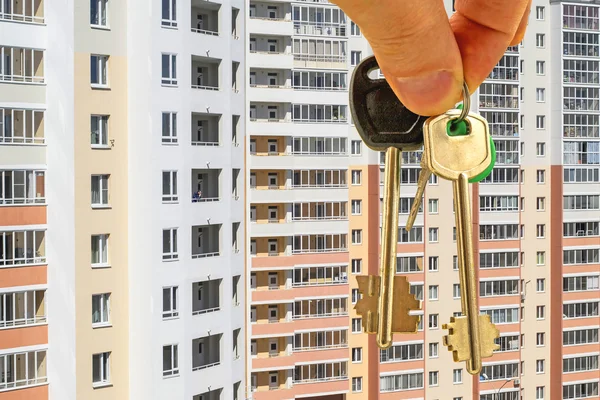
xmin=350 ymin=55 xmax=425 ymax=348
xmin=420 ymin=101 xmax=499 ymax=374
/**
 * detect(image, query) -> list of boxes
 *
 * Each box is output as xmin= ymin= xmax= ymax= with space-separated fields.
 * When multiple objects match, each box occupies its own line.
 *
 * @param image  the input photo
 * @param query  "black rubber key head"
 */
xmin=350 ymin=56 xmax=427 ymax=152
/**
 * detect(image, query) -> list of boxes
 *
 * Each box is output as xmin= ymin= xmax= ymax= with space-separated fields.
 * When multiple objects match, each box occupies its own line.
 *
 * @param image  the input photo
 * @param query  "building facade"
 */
xmin=246 ymin=1 xmax=599 ymax=400
xmin=1 ymin=0 xmax=246 ymax=399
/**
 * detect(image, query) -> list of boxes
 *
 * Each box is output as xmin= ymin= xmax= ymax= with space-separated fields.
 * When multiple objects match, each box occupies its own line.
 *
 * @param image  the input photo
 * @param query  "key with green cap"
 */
xmin=405 ymin=104 xmax=496 ymax=231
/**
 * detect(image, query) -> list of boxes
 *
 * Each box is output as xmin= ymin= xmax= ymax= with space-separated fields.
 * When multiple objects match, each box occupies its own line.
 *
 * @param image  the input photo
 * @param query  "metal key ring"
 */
xmin=454 ymin=82 xmax=470 ymax=123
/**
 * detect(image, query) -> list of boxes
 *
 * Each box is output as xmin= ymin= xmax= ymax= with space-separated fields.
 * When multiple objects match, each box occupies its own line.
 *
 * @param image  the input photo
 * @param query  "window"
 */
xmin=536 ymin=6 xmax=545 ymax=20
xmin=161 ymin=0 xmax=176 ymax=27
xmin=91 ymin=55 xmax=108 ymax=87
xmin=536 ymin=279 xmax=545 ymax=292
xmin=92 ymin=293 xmax=110 ymax=326
xmin=91 ymin=115 xmax=109 ymax=147
xmin=352 ymin=347 xmax=362 ymax=363
xmin=428 ymin=199 xmax=438 ymax=214
xmin=161 ymin=112 xmax=177 ymax=143
xmin=428 ymin=371 xmax=438 ymax=386
xmin=536 ymin=332 xmax=545 ymax=346
xmin=162 ymin=286 xmax=178 ymax=318
xmin=536 ymin=142 xmax=545 ymax=156
xmin=536 ymin=61 xmax=545 ymax=75
xmin=453 ymin=369 xmax=462 ymax=384
xmin=162 ymin=171 xmax=178 ymax=203
xmin=351 ymin=140 xmax=361 ymax=155
xmin=90 ymin=0 xmax=108 ymax=26
xmin=536 ymin=33 xmax=545 ymax=48
xmin=536 ymin=170 xmax=545 ymax=183
xmin=536 ymin=359 xmax=545 ymax=373
xmin=163 ymin=344 xmax=179 ymax=377
xmin=429 ymin=314 xmax=438 ymax=329
xmin=351 ymin=229 xmax=362 ymax=245
xmin=536 ymin=197 xmax=545 ymax=210
xmin=162 ymin=228 xmax=178 ymax=260
xmin=161 ymin=53 xmax=177 ymax=85
xmin=536 ymin=115 xmax=545 ymax=129
xmin=428 ymin=256 xmax=438 ymax=272
xmin=91 ymin=234 xmax=109 ymax=266
xmin=352 ymin=318 xmax=362 ymax=333
xmin=536 ymin=88 xmax=545 ymax=102
xmin=351 ymin=170 xmax=361 ymax=185
xmin=536 ymin=386 xmax=544 ymax=399
xmin=351 ymin=200 xmax=362 ymax=215
xmin=351 ymin=288 xmax=360 ymax=304
xmin=428 ymin=285 xmax=439 ymax=300
xmin=350 ymin=21 xmax=361 ymax=36
xmin=351 ymin=259 xmax=362 ymax=274
xmin=91 ymin=175 xmax=109 ymax=206
xmin=453 ymin=255 xmax=458 ymax=270
xmin=453 ymin=284 xmax=461 ymax=299
xmin=428 ymin=228 xmax=438 ymax=243
xmin=537 ymin=251 xmax=545 ymax=265
xmin=92 ymin=352 xmax=110 ymax=386
xmin=352 ymin=377 xmax=362 ymax=393
xmin=536 ymin=305 xmax=545 ymax=319
xmin=351 ymin=51 xmax=362 ymax=66
xmin=429 ymin=342 xmax=438 ymax=358
xmin=536 ymin=224 xmax=546 ymax=238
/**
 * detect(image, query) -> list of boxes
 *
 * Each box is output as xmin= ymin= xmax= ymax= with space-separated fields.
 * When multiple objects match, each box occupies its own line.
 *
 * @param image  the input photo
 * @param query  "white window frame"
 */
xmin=162 ymin=170 xmax=178 ymax=203
xmin=162 ymin=112 xmax=177 ymax=144
xmin=92 ymin=293 xmax=110 ymax=327
xmin=428 ymin=227 xmax=439 ymax=243
xmin=163 ymin=344 xmax=179 ymax=377
xmin=428 ymin=285 xmax=439 ymax=301
xmin=351 ymin=140 xmax=361 ymax=155
xmin=351 ymin=170 xmax=361 ymax=185
xmin=162 ymin=228 xmax=178 ymax=261
xmin=91 ymin=115 xmax=109 ymax=147
xmin=351 ymin=259 xmax=362 ymax=274
xmin=351 ymin=347 xmax=362 ymax=363
xmin=351 ymin=229 xmax=362 ymax=245
xmin=536 ymin=115 xmax=545 ymax=129
xmin=162 ymin=286 xmax=179 ymax=319
xmin=453 ymin=368 xmax=462 ymax=384
xmin=91 ymin=174 xmax=109 ymax=207
xmin=91 ymin=234 xmax=109 ymax=267
xmin=428 ymin=371 xmax=439 ymax=387
xmin=351 ymin=51 xmax=362 ymax=66
xmin=92 ymin=352 xmax=111 ymax=387
xmin=536 ymin=33 xmax=545 ymax=48
xmin=90 ymin=55 xmax=109 ymax=87
xmin=536 ymin=61 xmax=545 ymax=75
xmin=428 ymin=256 xmax=439 ymax=272
xmin=536 ymin=6 xmax=545 ymax=20
xmin=352 ymin=376 xmax=363 ymax=393
xmin=428 ymin=314 xmax=438 ymax=329
xmin=536 ymin=88 xmax=545 ymax=102
xmin=350 ymin=21 xmax=361 ymax=36
xmin=161 ymin=0 xmax=177 ymax=27
xmin=351 ymin=199 xmax=362 ymax=215
xmin=161 ymin=53 xmax=177 ymax=86
xmin=429 ymin=342 xmax=438 ymax=358
xmin=90 ymin=0 xmax=109 ymax=27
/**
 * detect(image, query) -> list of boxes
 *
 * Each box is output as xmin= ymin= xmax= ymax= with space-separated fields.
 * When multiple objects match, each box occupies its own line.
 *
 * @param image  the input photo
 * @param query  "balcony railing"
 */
xmin=293 ymin=375 xmax=348 ymax=384
xmin=249 ymin=117 xmax=290 ymax=123
xmin=192 ymin=306 xmax=220 ymax=316
xmin=191 ymin=28 xmax=219 ymax=36
xmin=250 ymin=16 xmax=291 ymax=22
xmin=192 ymin=196 xmax=219 ymax=203
xmin=192 ymin=361 xmax=220 ymax=371
xmin=191 ymin=140 xmax=219 ymax=146
xmin=293 ymin=22 xmax=346 ymax=37
xmin=250 ymin=49 xmax=291 ymax=55
xmin=191 ymin=251 xmax=220 ymax=259
xmin=191 ymin=84 xmax=219 ymax=91
xmin=250 ymin=83 xmax=292 ymax=89
xmin=293 ymin=343 xmax=348 ymax=352
xmin=293 ymin=54 xmax=346 ymax=63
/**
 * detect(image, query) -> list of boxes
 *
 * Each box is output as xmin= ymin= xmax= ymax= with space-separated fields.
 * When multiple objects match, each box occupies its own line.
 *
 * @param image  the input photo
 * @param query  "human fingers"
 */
xmin=511 ymin=0 xmax=533 ymax=46
xmin=450 ymin=0 xmax=531 ymax=93
xmin=331 ymin=0 xmax=463 ymax=116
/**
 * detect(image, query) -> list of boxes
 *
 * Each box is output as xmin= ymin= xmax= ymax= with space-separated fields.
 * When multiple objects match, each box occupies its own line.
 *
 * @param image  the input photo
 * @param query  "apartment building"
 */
xmin=247 ymin=1 xmax=599 ymax=400
xmin=1 ymin=0 xmax=246 ymax=399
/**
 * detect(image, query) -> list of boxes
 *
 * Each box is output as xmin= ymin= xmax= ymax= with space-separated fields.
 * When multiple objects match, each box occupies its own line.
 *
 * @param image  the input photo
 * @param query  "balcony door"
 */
xmin=196 ymin=67 xmax=204 ymax=86
xmin=196 ymin=14 xmax=204 ymax=30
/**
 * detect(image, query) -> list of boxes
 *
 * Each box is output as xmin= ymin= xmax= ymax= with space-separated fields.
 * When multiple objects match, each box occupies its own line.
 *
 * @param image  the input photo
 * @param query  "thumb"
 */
xmin=332 ymin=0 xmax=464 ymax=116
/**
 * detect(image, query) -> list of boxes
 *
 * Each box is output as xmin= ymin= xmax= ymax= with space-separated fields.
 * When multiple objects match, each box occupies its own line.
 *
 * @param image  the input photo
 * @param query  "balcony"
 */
xmin=191 ymin=168 xmax=220 ymax=203
xmin=0 ymin=349 xmax=47 ymax=392
xmin=0 ymin=170 xmax=45 ymax=205
xmin=0 ymin=229 xmax=46 ymax=267
xmin=0 ymin=108 xmax=45 ymax=145
xmin=191 ymin=55 xmax=220 ymax=91
xmin=191 ymin=112 xmax=220 ymax=146
xmin=249 ymin=36 xmax=293 ymax=69
xmin=191 ymin=0 xmax=220 ymax=36
xmin=193 ymin=388 xmax=222 ymax=400
xmin=292 ymin=264 xmax=347 ymax=287
xmin=293 ymin=361 xmax=348 ymax=384
xmin=249 ymin=7 xmax=293 ymax=37
xmin=251 ymin=370 xmax=291 ymax=394
xmin=192 ymin=279 xmax=221 ymax=315
xmin=0 ymin=46 xmax=44 ymax=84
xmin=0 ymin=290 xmax=46 ymax=328
xmin=0 ymin=0 xmax=44 ymax=24
xmin=192 ymin=334 xmax=221 ymax=371
xmin=293 ymin=297 xmax=348 ymax=319
xmin=191 ymin=224 xmax=220 ymax=259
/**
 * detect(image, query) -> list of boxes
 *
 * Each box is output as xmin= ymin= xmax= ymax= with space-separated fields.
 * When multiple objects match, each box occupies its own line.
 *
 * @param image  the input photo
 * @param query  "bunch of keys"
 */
xmin=350 ymin=56 xmax=499 ymax=374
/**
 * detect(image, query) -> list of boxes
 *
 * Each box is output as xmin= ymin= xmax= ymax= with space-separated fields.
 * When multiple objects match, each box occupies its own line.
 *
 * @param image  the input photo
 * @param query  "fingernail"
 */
xmin=393 ymin=70 xmax=459 ymax=115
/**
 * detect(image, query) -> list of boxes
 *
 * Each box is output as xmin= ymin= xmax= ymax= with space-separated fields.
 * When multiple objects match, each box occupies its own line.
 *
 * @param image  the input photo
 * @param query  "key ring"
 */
xmin=455 ymin=81 xmax=470 ymax=123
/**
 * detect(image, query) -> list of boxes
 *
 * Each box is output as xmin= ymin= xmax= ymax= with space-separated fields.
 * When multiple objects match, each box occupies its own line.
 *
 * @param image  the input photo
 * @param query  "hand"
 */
xmin=331 ymin=0 xmax=531 ymax=116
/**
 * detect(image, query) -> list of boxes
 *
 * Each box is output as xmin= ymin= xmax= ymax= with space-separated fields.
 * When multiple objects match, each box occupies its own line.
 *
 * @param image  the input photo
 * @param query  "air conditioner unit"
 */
xmin=513 ymin=379 xmax=520 ymax=386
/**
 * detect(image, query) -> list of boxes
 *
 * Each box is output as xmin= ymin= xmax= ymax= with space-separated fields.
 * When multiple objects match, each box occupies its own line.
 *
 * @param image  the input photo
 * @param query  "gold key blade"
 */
xmin=378 ymin=146 xmax=401 ymax=348
xmin=443 ymin=314 xmax=500 ymax=363
xmin=406 ymin=152 xmax=431 ymax=231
